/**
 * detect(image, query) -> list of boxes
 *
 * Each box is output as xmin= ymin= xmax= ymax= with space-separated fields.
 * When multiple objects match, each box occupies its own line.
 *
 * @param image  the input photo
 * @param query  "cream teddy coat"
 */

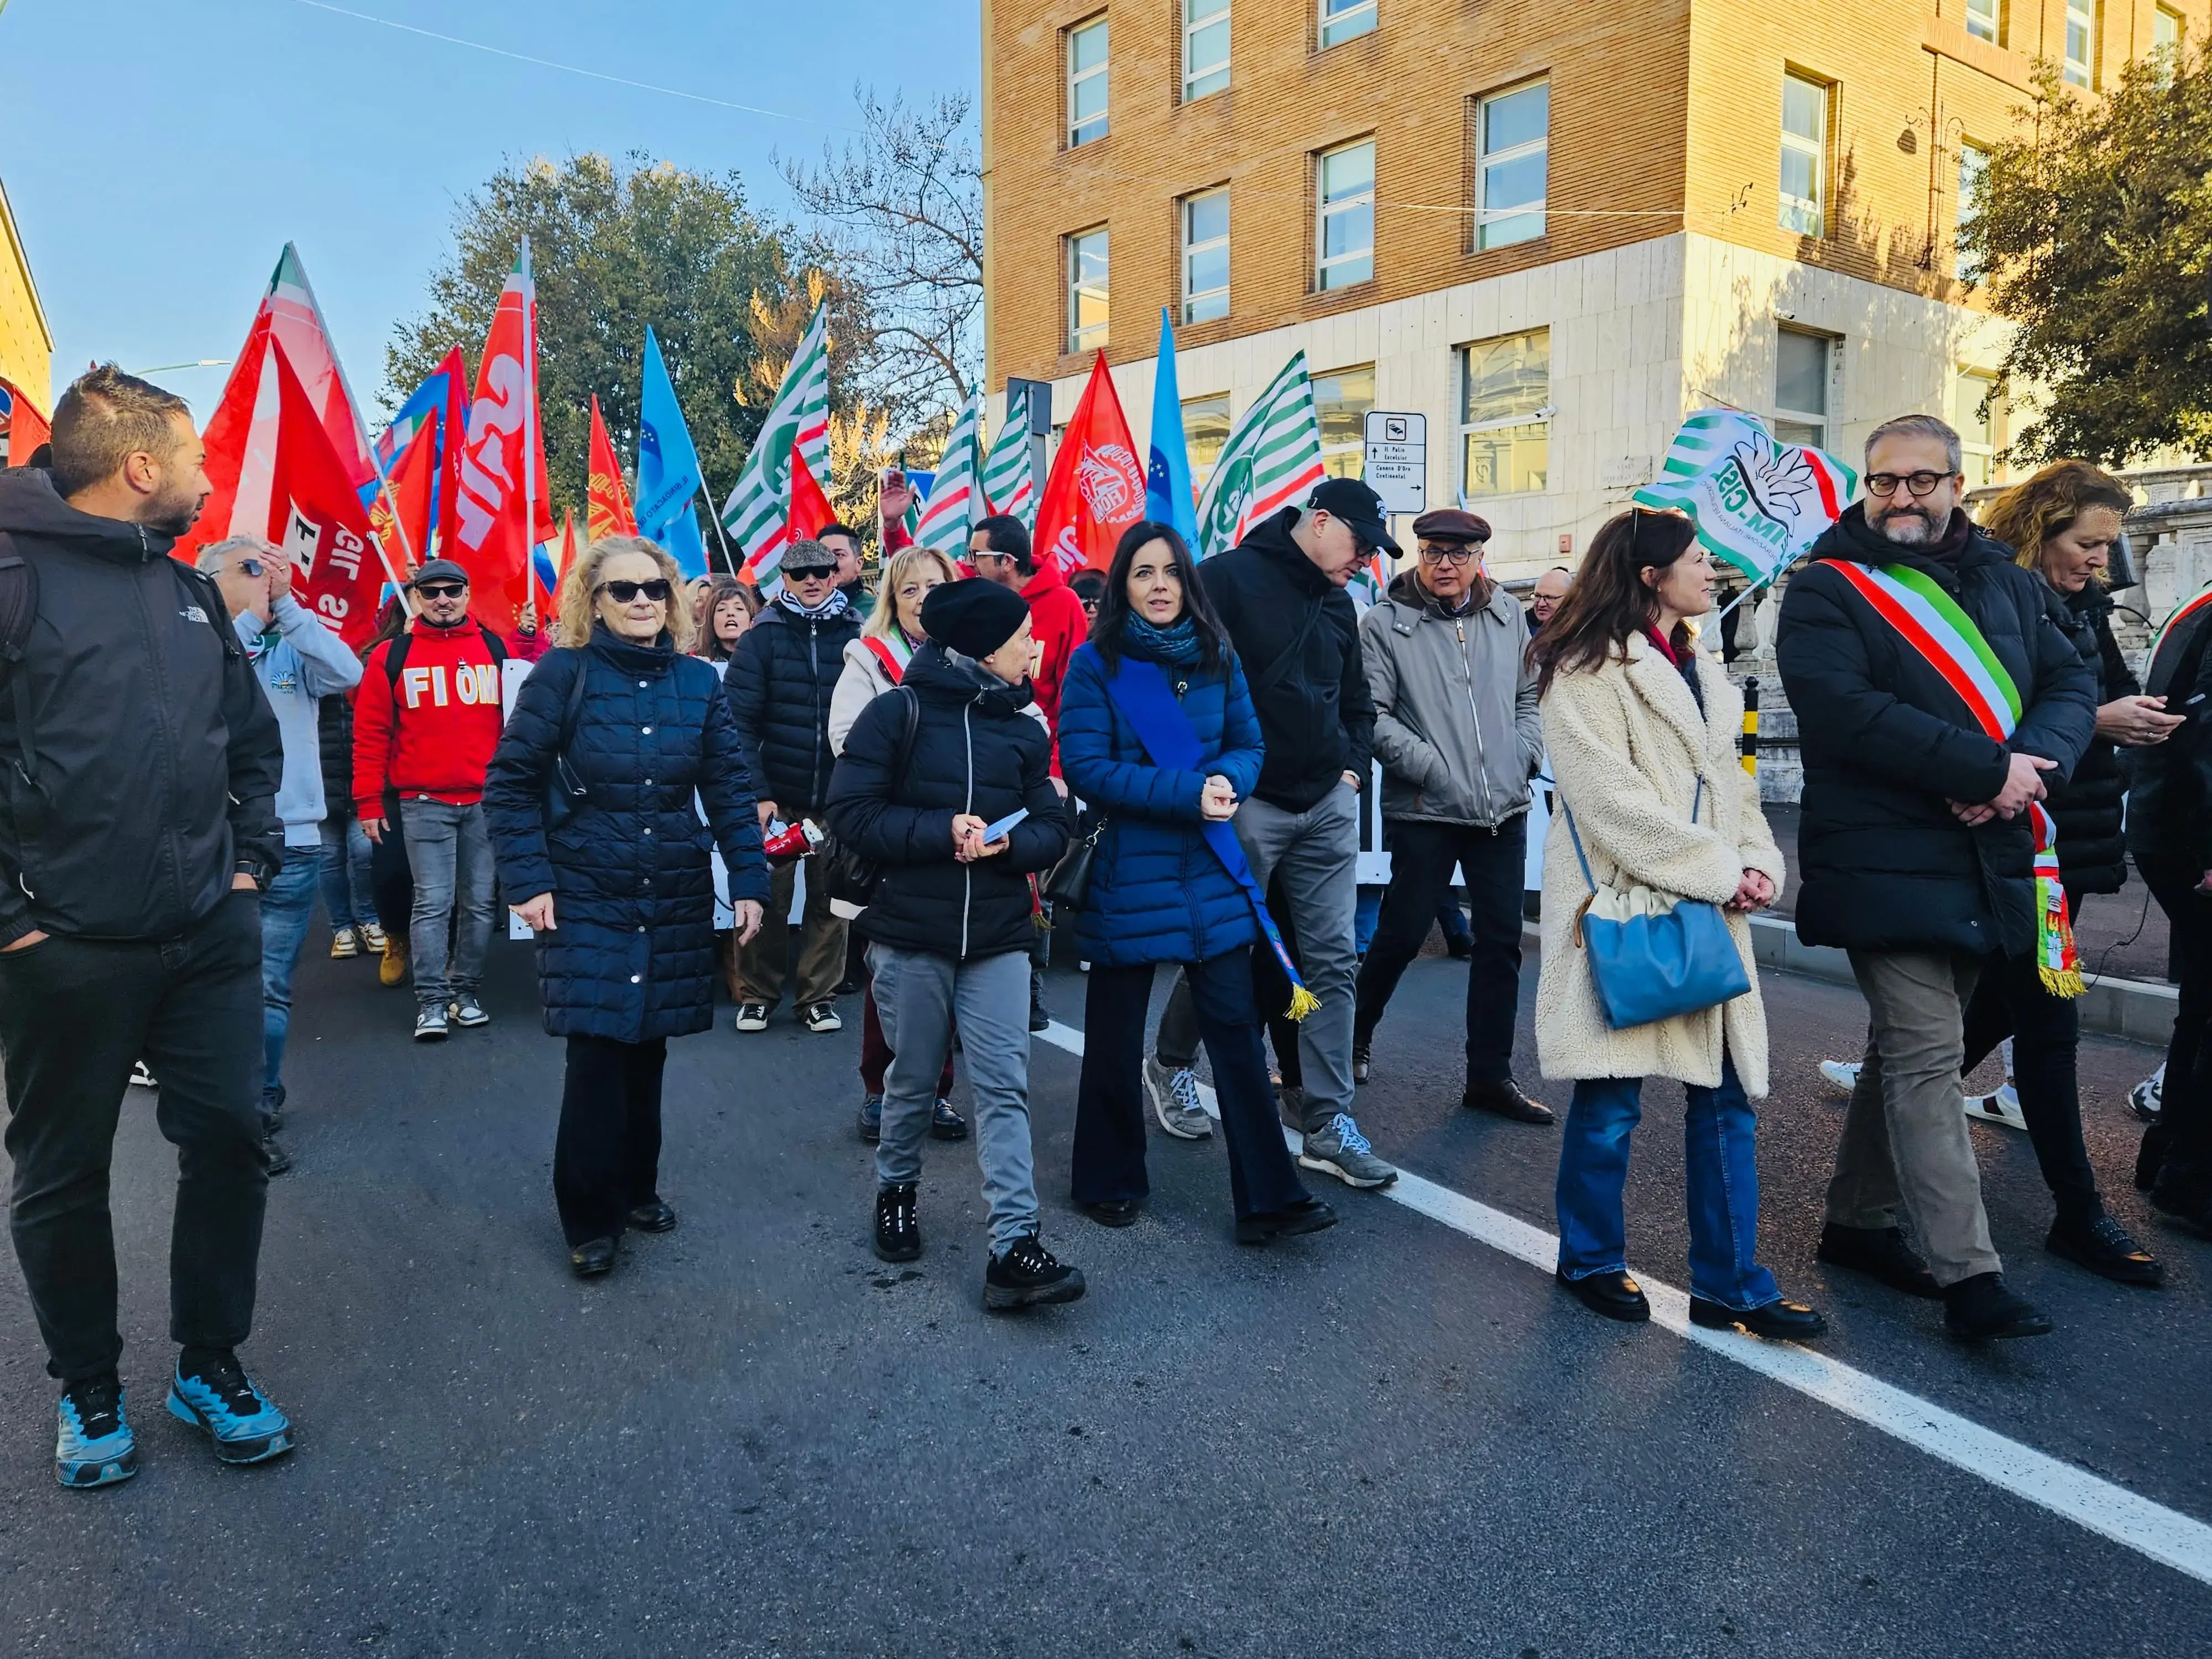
xmin=1535 ymin=633 xmax=1786 ymax=1097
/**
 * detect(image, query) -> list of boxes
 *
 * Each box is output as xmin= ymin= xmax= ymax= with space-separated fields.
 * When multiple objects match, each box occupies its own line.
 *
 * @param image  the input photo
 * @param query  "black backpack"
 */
xmin=380 ymin=620 xmax=508 ymax=686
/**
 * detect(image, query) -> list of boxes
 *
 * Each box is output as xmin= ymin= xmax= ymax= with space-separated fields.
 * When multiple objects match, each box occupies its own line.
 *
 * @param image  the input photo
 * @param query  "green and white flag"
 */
xmin=980 ymin=385 xmax=1036 ymax=523
xmin=1192 ymin=351 xmax=1327 ymax=560
xmin=717 ymin=304 xmax=830 ymax=586
xmin=914 ymin=389 xmax=984 ymax=551
xmin=1632 ymin=409 xmax=1858 ymax=585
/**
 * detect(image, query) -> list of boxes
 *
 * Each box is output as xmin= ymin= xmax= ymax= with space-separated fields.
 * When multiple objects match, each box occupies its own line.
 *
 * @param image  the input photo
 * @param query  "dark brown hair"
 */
xmin=1526 ymin=508 xmax=1698 ymax=695
xmin=1091 ymin=521 xmax=1228 ymax=675
xmin=49 ymin=363 xmax=191 ymax=498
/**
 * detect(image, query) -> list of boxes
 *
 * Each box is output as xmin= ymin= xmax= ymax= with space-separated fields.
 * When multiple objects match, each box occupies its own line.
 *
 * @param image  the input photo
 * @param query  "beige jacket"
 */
xmin=1535 ymin=634 xmax=1785 ymax=1096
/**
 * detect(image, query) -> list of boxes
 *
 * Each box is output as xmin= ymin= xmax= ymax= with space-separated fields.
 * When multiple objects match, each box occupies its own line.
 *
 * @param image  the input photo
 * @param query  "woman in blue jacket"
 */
xmin=485 ymin=538 xmax=770 ymax=1279
xmin=1058 ymin=523 xmax=1335 ymax=1244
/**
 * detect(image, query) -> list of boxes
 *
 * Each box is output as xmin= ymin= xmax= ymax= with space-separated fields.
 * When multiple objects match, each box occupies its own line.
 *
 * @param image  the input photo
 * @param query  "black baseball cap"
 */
xmin=409 ymin=557 xmax=470 ymax=588
xmin=1306 ymin=477 xmax=1401 ymax=556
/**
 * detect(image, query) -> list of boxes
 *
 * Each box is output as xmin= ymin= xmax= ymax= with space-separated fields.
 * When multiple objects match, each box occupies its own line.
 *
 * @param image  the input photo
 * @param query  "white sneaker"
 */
xmin=128 ymin=1060 xmax=158 ymax=1089
xmin=1964 ymin=1082 xmax=2027 ymax=1131
xmin=734 ymin=1003 xmax=770 ymax=1033
xmin=1817 ymin=1060 xmax=1861 ymax=1096
xmin=2130 ymin=1066 xmax=2165 ymax=1123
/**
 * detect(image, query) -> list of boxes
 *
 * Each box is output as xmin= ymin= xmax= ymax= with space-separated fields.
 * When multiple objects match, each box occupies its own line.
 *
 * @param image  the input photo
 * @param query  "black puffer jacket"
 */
xmin=1196 ymin=508 xmax=1374 ymax=811
xmin=484 ymin=627 xmax=769 ymax=1042
xmin=826 ymin=644 xmax=1069 ymax=961
xmin=1777 ymin=505 xmax=2097 ymax=958
xmin=2043 ymin=586 xmax=2137 ymax=895
xmin=319 ymin=693 xmax=356 ymax=823
xmin=723 ymin=597 xmax=862 ymax=817
xmin=2127 ymin=591 xmax=2212 ymax=870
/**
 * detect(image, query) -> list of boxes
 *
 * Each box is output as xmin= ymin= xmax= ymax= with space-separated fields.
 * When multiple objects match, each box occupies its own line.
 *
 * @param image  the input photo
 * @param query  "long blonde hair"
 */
xmin=866 ymin=545 xmax=962 ymax=644
xmin=557 ymin=535 xmax=695 ymax=649
xmin=1980 ymin=461 xmax=2133 ymax=584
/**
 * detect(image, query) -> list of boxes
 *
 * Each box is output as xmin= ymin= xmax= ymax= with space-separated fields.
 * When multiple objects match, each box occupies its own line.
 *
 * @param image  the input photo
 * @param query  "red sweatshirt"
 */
xmin=1020 ymin=561 xmax=1091 ymax=735
xmin=353 ymin=620 xmax=506 ymax=813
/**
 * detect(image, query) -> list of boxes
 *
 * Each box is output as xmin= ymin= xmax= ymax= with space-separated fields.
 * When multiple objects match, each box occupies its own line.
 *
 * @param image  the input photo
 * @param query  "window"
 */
xmin=1773 ymin=328 xmax=1831 ymax=450
xmin=1316 ymin=140 xmax=1375 ymax=291
xmin=1964 ymin=0 xmax=2000 ymax=45
xmin=1319 ymin=0 xmax=1376 ymax=49
xmin=2156 ymin=6 xmax=2183 ymax=67
xmin=1068 ymin=16 xmax=1109 ymax=147
xmin=1183 ymin=393 xmax=1231 ymax=489
xmin=1183 ymin=1 xmax=1229 ymax=101
xmin=1955 ymin=143 xmax=1987 ymax=285
xmin=1458 ymin=330 xmax=1549 ymax=497
xmin=2063 ymin=1 xmax=2094 ymax=87
xmin=1182 ymin=190 xmax=1229 ymax=322
xmin=1953 ymin=372 xmax=2002 ymax=488
xmin=1067 ymin=227 xmax=1109 ymax=353
xmin=1312 ymin=364 xmax=1375 ymax=479
xmin=1778 ymin=72 xmax=1828 ymax=237
xmin=1475 ymin=80 xmax=1548 ymax=250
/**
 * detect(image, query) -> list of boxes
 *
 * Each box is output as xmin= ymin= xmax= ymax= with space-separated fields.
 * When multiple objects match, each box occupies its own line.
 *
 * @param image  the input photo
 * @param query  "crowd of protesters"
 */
xmin=0 ymin=361 xmax=2205 ymax=1494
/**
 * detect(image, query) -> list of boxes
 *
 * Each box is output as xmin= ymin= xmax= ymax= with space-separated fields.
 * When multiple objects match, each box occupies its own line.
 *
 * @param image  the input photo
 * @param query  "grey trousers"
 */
xmin=1828 ymin=949 xmax=2002 ymax=1286
xmin=398 ymin=798 xmax=496 ymax=1010
xmin=1157 ymin=786 xmax=1359 ymax=1133
xmin=869 ymin=945 xmax=1039 ymax=1253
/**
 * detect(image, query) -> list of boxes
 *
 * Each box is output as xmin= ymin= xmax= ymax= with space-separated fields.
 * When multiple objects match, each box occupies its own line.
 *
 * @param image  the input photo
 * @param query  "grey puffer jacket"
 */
xmin=1360 ymin=570 xmax=1541 ymax=828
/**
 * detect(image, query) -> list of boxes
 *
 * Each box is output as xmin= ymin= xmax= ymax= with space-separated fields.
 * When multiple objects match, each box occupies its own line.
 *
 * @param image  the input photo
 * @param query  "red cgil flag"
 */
xmin=265 ymin=340 xmax=389 ymax=653
xmin=586 ymin=395 xmax=637 ymax=541
xmin=449 ymin=249 xmax=552 ymax=635
xmin=1032 ymin=352 xmax=1144 ymax=575
xmin=787 ymin=441 xmax=838 ymax=546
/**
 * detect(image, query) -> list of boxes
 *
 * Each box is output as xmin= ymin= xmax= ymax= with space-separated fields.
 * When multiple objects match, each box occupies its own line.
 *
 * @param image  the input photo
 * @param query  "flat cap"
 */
xmin=1411 ymin=508 xmax=1493 ymax=545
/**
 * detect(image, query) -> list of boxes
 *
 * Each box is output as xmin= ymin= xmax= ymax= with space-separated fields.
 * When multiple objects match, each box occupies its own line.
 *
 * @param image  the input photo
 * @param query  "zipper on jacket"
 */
xmin=1454 ymin=616 xmax=1496 ymax=825
xmin=960 ymin=701 xmax=974 ymax=961
xmin=807 ymin=619 xmax=822 ymax=812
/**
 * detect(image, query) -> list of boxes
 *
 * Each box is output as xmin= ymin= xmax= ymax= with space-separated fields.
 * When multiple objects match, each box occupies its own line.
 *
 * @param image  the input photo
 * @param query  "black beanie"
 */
xmin=921 ymin=578 xmax=1030 ymax=660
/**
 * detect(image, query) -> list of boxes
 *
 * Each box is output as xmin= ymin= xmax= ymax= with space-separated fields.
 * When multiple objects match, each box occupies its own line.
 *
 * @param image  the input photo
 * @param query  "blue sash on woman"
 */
xmin=1103 ymin=657 xmax=1319 ymax=1020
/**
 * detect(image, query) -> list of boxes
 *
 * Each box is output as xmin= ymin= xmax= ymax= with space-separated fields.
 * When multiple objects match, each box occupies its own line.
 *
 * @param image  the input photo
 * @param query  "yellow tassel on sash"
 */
xmin=1283 ymin=985 xmax=1322 ymax=1022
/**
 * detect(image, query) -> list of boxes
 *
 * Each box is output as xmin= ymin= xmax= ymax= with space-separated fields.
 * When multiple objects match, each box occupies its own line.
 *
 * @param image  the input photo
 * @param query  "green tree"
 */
xmin=1963 ymin=48 xmax=2212 ymax=466
xmin=385 ymin=152 xmax=872 ymax=523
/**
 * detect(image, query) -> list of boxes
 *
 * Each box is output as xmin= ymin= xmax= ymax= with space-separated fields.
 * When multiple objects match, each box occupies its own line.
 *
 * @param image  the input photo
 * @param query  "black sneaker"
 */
xmin=2046 ymin=1212 xmax=2163 ymax=1287
xmin=1817 ymin=1222 xmax=1943 ymax=1299
xmin=262 ymin=1129 xmax=291 ymax=1177
xmin=1029 ymin=973 xmax=1050 ymax=1033
xmin=1943 ymin=1271 xmax=2053 ymax=1340
xmin=874 ymin=1183 xmax=921 ymax=1262
xmin=984 ymin=1233 xmax=1085 ymax=1311
xmin=1352 ymin=1042 xmax=1370 ymax=1084
xmin=930 ymin=1098 xmax=969 ymax=1141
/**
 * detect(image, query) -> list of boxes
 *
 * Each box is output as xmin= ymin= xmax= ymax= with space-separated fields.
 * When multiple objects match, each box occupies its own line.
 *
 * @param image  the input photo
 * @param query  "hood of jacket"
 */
xmin=903 ymin=639 xmax=1036 ymax=718
xmin=0 ymin=467 xmax=177 ymax=566
xmin=1019 ymin=561 xmax=1070 ymax=602
xmin=1239 ymin=507 xmax=1335 ymax=598
xmin=1383 ymin=566 xmax=1512 ymax=627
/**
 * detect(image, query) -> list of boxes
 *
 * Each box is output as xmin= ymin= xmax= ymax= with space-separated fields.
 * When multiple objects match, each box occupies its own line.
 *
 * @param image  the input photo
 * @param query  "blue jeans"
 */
xmin=259 ymin=852 xmax=323 ymax=1124
xmin=319 ymin=814 xmax=375 ymax=932
xmin=1554 ymin=1058 xmax=1781 ymax=1311
xmin=397 ymin=799 xmax=495 ymax=1010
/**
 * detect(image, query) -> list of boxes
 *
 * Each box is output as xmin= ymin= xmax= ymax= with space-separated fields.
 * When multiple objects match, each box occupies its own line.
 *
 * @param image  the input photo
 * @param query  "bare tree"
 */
xmin=779 ymin=88 xmax=982 ymax=426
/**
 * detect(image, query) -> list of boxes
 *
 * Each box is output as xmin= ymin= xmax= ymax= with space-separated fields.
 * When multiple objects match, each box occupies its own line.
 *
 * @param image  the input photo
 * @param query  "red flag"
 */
xmin=1032 ymin=353 xmax=1144 ymax=575
xmin=787 ymin=442 xmax=837 ymax=544
xmin=267 ymin=341 xmax=388 ymax=653
xmin=587 ymin=396 xmax=637 ymax=540
xmin=449 ymin=252 xmax=551 ymax=634
xmin=368 ymin=413 xmax=436 ymax=581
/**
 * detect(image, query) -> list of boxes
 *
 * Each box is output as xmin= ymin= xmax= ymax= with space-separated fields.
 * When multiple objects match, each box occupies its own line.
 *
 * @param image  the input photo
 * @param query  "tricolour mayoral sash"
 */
xmin=1821 ymin=559 xmax=2081 ymax=995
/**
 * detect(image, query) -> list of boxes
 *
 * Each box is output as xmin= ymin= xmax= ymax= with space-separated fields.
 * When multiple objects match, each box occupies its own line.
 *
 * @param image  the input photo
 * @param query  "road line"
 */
xmin=1034 ymin=1019 xmax=2212 ymax=1587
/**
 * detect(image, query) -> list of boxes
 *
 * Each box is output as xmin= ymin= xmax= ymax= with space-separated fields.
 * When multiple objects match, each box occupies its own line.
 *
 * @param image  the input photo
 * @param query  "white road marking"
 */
xmin=1034 ymin=1019 xmax=2212 ymax=1587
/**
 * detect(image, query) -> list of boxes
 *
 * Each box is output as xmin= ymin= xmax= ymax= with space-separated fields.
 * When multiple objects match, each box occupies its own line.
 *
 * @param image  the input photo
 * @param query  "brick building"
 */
xmin=979 ymin=0 xmax=2204 ymax=576
xmin=0 ymin=171 xmax=51 ymax=464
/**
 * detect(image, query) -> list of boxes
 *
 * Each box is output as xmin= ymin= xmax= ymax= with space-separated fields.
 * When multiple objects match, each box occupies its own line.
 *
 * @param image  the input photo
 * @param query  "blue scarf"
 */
xmin=1103 ymin=657 xmax=1319 ymax=1021
xmin=1120 ymin=613 xmax=1204 ymax=668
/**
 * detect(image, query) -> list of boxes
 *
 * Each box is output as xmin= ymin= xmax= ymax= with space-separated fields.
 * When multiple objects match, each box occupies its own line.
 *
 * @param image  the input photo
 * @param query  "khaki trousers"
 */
xmin=1826 ymin=950 xmax=2002 ymax=1286
xmin=729 ymin=857 xmax=848 ymax=1009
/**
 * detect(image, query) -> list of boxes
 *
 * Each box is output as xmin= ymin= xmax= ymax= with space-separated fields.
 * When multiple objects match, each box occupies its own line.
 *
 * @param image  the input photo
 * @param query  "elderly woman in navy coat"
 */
xmin=1058 ymin=521 xmax=1335 ymax=1244
xmin=486 ymin=537 xmax=769 ymax=1279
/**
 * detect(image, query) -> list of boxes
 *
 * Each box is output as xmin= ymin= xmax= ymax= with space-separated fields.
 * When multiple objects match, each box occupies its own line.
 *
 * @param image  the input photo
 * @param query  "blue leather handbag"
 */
xmin=1563 ymin=779 xmax=1752 ymax=1030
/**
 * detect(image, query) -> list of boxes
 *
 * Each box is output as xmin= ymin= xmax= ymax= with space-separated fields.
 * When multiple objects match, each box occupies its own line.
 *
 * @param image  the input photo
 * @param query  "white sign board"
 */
xmin=1362 ymin=411 xmax=1427 ymax=515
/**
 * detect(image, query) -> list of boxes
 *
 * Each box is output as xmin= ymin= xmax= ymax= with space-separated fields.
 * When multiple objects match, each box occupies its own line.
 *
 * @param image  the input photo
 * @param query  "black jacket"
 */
xmin=0 ymin=468 xmax=283 ymax=946
xmin=483 ymin=627 xmax=770 ymax=1043
xmin=319 ymin=692 xmax=356 ymax=822
xmin=826 ymin=643 xmax=1069 ymax=961
xmin=2044 ymin=586 xmax=2137 ymax=895
xmin=1196 ymin=509 xmax=1374 ymax=811
xmin=723 ymin=598 xmax=862 ymax=817
xmin=2127 ymin=590 xmax=2212 ymax=872
xmin=1777 ymin=505 xmax=2097 ymax=958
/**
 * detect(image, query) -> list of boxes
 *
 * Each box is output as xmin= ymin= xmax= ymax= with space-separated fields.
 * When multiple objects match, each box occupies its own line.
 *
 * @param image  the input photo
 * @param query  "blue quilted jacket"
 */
xmin=484 ymin=627 xmax=770 ymax=1042
xmin=1056 ymin=639 xmax=1264 ymax=968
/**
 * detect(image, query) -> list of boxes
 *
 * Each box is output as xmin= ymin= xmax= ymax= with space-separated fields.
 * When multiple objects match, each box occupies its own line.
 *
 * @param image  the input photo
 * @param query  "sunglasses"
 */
xmin=416 ymin=581 xmax=468 ymax=599
xmin=785 ymin=567 xmax=836 ymax=582
xmin=235 ymin=557 xmax=266 ymax=578
xmin=598 ymin=579 xmax=674 ymax=603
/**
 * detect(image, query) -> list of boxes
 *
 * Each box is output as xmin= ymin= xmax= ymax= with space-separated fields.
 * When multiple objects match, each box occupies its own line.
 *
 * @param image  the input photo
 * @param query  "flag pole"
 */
xmin=520 ymin=235 xmax=541 ymax=621
xmin=699 ymin=466 xmax=738 ymax=574
xmin=286 ymin=243 xmax=417 ymax=603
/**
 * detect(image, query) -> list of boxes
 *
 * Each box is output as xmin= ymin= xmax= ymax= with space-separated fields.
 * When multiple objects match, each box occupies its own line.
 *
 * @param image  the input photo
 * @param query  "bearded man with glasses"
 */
xmin=1777 ymin=414 xmax=2096 ymax=1341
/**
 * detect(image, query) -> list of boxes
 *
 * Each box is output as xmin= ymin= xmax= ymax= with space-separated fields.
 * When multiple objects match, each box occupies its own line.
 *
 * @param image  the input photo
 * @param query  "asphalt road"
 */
xmin=0 ymin=922 xmax=2207 ymax=1658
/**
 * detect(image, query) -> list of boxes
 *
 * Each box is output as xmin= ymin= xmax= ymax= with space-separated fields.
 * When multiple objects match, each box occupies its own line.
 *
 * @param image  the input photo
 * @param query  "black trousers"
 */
xmin=0 ymin=891 xmax=269 ymax=1381
xmin=554 ymin=1035 xmax=669 ymax=1246
xmin=2137 ymin=857 xmax=2212 ymax=1206
xmin=370 ymin=798 xmax=413 ymax=942
xmin=1353 ymin=815 xmax=1527 ymax=1083
xmin=1073 ymin=949 xmax=1309 ymax=1220
xmin=1959 ymin=890 xmax=2102 ymax=1223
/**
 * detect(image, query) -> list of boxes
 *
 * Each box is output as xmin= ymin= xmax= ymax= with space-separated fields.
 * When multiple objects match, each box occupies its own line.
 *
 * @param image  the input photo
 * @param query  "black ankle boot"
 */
xmin=873 ymin=1183 xmax=920 ymax=1262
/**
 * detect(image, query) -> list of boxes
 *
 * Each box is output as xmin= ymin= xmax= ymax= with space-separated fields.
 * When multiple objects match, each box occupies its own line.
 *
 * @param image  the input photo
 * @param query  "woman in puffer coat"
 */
xmin=1057 ymin=522 xmax=1333 ymax=1244
xmin=1530 ymin=508 xmax=1820 ymax=1339
xmin=486 ymin=536 xmax=769 ymax=1280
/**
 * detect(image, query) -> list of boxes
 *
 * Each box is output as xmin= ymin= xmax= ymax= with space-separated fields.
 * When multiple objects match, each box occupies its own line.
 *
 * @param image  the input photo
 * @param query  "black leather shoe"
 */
xmin=1235 ymin=1197 xmax=1339 ymax=1245
xmin=1352 ymin=1043 xmax=1371 ymax=1084
xmin=873 ymin=1183 xmax=921 ymax=1262
xmin=1943 ymin=1271 xmax=2053 ymax=1340
xmin=1817 ymin=1223 xmax=1943 ymax=1298
xmin=569 ymin=1237 xmax=616 ymax=1278
xmin=1463 ymin=1078 xmax=1554 ymax=1125
xmin=2046 ymin=1213 xmax=2163 ymax=1286
xmin=1691 ymin=1296 xmax=1827 ymax=1340
xmin=1080 ymin=1198 xmax=1141 ymax=1228
xmin=929 ymin=1098 xmax=969 ymax=1141
xmin=1557 ymin=1266 xmax=1650 ymax=1322
xmin=262 ymin=1130 xmax=292 ymax=1177
xmin=2148 ymin=1176 xmax=2212 ymax=1235
xmin=627 ymin=1200 xmax=677 ymax=1234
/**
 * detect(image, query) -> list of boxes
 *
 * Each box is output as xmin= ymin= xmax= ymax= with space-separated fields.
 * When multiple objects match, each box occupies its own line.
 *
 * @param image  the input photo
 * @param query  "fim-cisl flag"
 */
xmin=1632 ymin=409 xmax=1856 ymax=584
xmin=980 ymin=384 xmax=1036 ymax=523
xmin=1192 ymin=351 xmax=1326 ymax=560
xmin=914 ymin=390 xmax=984 ymax=553
xmin=1032 ymin=353 xmax=1145 ymax=575
xmin=719 ymin=304 xmax=830 ymax=585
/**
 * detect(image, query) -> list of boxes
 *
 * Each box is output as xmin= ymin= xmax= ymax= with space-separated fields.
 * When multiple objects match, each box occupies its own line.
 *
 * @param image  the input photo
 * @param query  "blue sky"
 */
xmin=0 ymin=0 xmax=979 ymax=419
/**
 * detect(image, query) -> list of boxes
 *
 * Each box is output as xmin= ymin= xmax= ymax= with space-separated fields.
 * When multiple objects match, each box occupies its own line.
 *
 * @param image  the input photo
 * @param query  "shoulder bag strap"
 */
xmin=1246 ymin=596 xmax=1322 ymax=701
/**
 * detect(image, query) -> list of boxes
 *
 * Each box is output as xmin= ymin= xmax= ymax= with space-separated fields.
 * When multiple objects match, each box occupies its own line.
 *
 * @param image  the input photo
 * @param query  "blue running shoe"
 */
xmin=56 ymin=1374 xmax=137 ymax=1489
xmin=166 ymin=1350 xmax=294 ymax=1466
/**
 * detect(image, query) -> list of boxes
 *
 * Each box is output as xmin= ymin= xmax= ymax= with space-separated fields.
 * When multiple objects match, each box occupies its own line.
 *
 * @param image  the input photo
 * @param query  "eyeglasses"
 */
xmin=1418 ymin=544 xmax=1482 ymax=565
xmin=598 ymin=579 xmax=673 ymax=603
xmin=234 ymin=557 xmax=266 ymax=578
xmin=416 ymin=582 xmax=468 ymax=599
xmin=1864 ymin=470 xmax=1954 ymax=499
